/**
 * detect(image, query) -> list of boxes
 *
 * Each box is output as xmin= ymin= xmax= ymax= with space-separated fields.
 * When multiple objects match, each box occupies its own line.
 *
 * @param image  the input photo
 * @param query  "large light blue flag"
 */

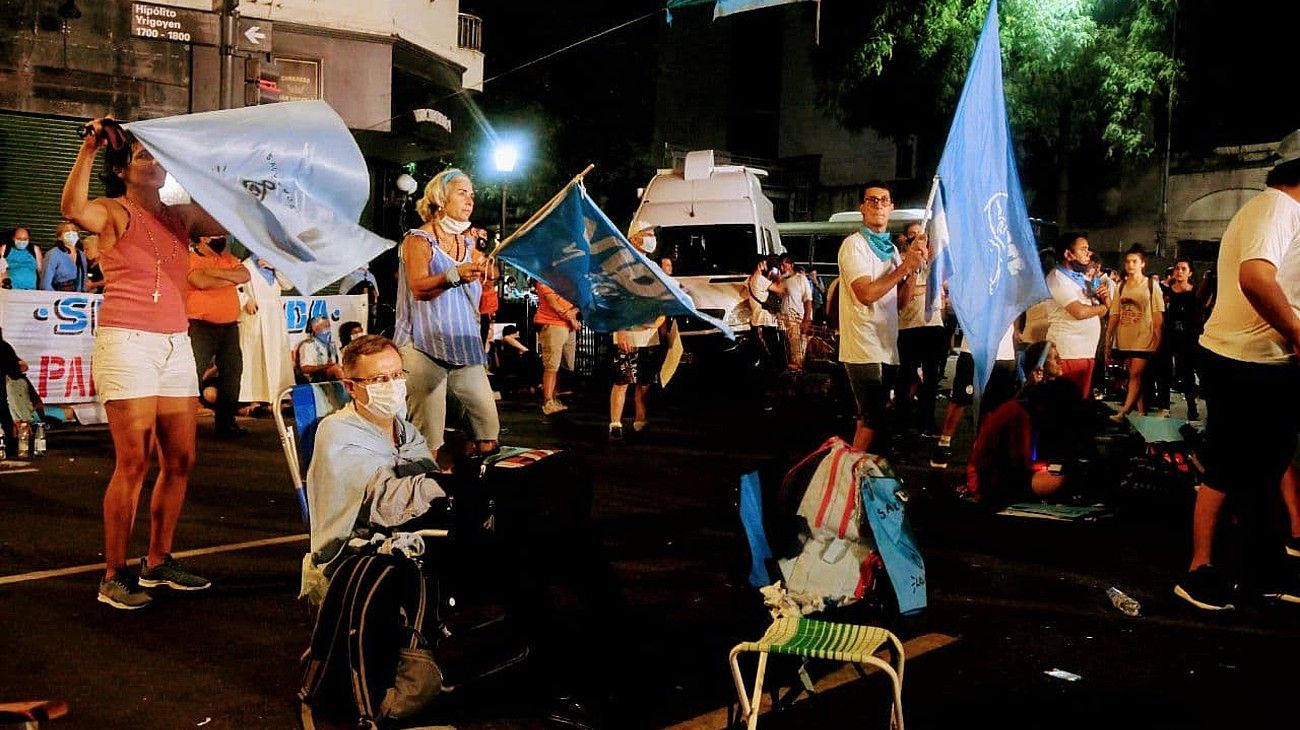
xmin=930 ymin=0 xmax=1048 ymax=405
xmin=666 ymin=0 xmax=814 ymax=22
xmin=125 ymin=101 xmax=395 ymax=295
xmin=495 ymin=179 xmax=733 ymax=337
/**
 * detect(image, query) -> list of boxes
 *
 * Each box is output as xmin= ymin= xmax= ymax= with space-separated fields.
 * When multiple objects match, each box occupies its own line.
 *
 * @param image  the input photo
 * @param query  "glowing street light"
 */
xmin=492 ymin=142 xmax=519 ymax=174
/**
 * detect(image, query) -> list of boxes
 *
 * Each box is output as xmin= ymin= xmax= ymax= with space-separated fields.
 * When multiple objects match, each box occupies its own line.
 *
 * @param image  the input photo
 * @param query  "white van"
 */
xmin=631 ymin=150 xmax=783 ymax=337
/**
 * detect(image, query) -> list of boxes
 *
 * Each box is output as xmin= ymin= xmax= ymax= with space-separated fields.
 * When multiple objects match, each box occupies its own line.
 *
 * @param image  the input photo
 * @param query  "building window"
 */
xmin=457 ymin=14 xmax=482 ymax=51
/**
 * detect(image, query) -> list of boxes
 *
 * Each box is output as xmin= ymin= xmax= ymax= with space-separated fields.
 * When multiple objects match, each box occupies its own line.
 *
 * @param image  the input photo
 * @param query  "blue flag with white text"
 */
xmin=125 ymin=101 xmax=395 ymax=295
xmin=496 ymin=181 xmax=733 ymax=337
xmin=930 ymin=0 xmax=1048 ymax=405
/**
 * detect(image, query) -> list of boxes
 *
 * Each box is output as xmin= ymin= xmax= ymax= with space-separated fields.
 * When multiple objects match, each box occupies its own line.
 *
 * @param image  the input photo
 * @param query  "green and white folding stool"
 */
xmin=728 ymin=615 xmax=905 ymax=729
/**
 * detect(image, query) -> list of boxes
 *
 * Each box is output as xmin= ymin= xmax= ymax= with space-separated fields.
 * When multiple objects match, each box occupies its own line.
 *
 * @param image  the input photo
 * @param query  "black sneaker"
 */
xmin=98 ymin=570 xmax=153 ymax=610
xmin=930 ymin=444 xmax=951 ymax=469
xmin=1174 ymin=565 xmax=1236 ymax=611
xmin=608 ymin=424 xmax=624 ymax=443
xmin=139 ymin=555 xmax=211 ymax=591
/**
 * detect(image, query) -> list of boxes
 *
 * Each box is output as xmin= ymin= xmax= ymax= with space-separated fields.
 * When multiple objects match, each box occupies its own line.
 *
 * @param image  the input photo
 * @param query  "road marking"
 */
xmin=0 ymin=466 xmax=38 ymax=475
xmin=0 ymin=533 xmax=308 ymax=586
xmin=664 ymin=632 xmax=958 ymax=730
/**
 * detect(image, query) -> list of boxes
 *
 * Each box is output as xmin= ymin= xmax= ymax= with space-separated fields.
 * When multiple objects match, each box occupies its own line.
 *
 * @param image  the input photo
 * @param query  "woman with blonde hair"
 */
xmin=394 ymin=169 xmax=499 ymax=460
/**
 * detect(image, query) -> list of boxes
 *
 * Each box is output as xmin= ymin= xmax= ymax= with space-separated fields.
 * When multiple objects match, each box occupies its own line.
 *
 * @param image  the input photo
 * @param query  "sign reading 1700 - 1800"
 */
xmin=130 ymin=2 xmax=220 ymax=47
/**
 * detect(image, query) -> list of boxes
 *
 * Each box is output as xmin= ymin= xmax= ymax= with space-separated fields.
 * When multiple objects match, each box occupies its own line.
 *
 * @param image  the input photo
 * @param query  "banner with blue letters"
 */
xmin=0 ymin=290 xmax=363 ymax=405
xmin=124 ymin=101 xmax=395 ymax=296
xmin=493 ymin=179 xmax=733 ymax=336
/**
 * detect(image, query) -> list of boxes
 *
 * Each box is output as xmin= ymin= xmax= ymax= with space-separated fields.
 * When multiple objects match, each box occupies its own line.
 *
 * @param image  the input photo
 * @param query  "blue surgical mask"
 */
xmin=315 ymin=330 xmax=333 ymax=345
xmin=61 ymin=232 xmax=79 ymax=247
xmin=13 ymin=238 xmax=29 ymax=250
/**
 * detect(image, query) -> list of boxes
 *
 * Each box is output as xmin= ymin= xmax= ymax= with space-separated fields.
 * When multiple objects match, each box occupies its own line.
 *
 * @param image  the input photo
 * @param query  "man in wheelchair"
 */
xmin=303 ymin=333 xmax=447 ymax=592
xmin=302 ymin=334 xmax=618 ymax=728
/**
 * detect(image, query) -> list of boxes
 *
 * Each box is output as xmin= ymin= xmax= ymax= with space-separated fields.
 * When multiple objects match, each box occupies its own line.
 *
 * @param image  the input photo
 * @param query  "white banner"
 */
xmin=0 ymin=290 xmax=365 ymax=405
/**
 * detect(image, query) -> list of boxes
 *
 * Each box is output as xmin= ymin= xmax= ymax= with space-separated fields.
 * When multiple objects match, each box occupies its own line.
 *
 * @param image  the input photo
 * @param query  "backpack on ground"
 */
xmin=298 ymin=552 xmax=444 ymax=730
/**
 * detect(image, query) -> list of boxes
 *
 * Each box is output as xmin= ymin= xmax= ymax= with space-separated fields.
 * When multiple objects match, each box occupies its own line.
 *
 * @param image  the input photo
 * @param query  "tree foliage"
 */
xmin=815 ymin=0 xmax=1179 ymax=164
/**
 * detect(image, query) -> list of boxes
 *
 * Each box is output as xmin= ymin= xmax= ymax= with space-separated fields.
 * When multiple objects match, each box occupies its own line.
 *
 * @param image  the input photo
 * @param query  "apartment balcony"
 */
xmin=457 ymin=13 xmax=482 ymax=52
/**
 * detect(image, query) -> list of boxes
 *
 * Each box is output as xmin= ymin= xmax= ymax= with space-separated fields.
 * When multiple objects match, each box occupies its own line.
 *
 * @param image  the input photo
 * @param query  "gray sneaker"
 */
xmin=139 ymin=555 xmax=211 ymax=591
xmin=98 ymin=571 xmax=153 ymax=610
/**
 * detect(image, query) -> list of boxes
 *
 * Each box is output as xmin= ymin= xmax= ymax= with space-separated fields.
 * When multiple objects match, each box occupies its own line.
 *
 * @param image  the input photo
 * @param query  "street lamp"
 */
xmin=492 ymin=140 xmax=522 ymax=340
xmin=492 ymin=141 xmax=519 ymax=243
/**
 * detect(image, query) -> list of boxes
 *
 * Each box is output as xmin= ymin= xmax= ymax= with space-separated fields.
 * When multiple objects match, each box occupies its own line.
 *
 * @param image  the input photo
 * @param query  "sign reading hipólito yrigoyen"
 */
xmin=129 ymin=2 xmax=220 ymax=46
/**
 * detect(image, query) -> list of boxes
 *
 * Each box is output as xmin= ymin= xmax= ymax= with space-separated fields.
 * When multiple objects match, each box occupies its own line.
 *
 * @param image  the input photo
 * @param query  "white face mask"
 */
xmin=438 ymin=216 xmax=471 ymax=236
xmin=641 ymin=235 xmax=657 ymax=254
xmin=62 ymin=232 xmax=79 ymax=246
xmin=359 ymin=379 xmax=408 ymax=421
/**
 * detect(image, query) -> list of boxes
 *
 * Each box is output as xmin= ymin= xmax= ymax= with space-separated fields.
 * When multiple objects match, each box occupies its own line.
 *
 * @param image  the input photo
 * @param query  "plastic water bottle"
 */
xmin=16 ymin=421 xmax=30 ymax=459
xmin=31 ymin=419 xmax=46 ymax=457
xmin=1107 ymin=587 xmax=1142 ymax=616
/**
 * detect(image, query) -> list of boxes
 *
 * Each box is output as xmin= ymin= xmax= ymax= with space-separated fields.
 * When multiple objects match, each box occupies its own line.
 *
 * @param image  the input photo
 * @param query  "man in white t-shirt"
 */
xmin=1044 ymin=233 xmax=1111 ymax=397
xmin=777 ymin=254 xmax=813 ymax=370
xmin=838 ymin=180 xmax=927 ymax=452
xmin=1174 ymin=130 xmax=1300 ymax=611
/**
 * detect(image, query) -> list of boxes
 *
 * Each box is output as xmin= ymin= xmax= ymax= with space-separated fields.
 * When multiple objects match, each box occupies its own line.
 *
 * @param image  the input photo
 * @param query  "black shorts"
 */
xmin=843 ymin=362 xmax=897 ymax=429
xmin=612 ymin=345 xmax=664 ymax=386
xmin=950 ymin=352 xmax=1017 ymax=408
xmin=1112 ymin=349 xmax=1153 ymax=362
xmin=1199 ymin=346 xmax=1300 ymax=497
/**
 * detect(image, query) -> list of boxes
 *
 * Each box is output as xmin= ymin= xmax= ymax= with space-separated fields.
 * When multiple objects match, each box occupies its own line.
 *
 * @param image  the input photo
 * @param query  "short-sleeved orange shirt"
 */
xmin=186 ymin=250 xmax=243 ymax=324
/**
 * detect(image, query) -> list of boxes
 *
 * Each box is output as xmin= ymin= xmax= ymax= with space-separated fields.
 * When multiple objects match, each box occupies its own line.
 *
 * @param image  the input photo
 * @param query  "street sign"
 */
xmin=129 ymin=2 xmax=219 ymax=46
xmin=237 ymin=18 xmax=274 ymax=53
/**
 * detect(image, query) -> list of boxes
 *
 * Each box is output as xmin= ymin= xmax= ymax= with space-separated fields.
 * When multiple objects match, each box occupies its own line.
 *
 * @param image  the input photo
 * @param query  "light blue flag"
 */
xmin=931 ymin=0 xmax=1048 ymax=406
xmin=125 ymin=100 xmax=395 ymax=295
xmin=713 ymin=0 xmax=815 ymax=18
xmin=495 ymin=179 xmax=734 ymax=337
xmin=666 ymin=0 xmax=814 ymax=22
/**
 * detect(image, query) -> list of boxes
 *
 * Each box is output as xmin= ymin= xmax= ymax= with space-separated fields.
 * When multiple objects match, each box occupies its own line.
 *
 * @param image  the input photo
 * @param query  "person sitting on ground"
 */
xmin=298 ymin=316 xmax=343 ymax=383
xmin=962 ymin=341 xmax=1088 ymax=505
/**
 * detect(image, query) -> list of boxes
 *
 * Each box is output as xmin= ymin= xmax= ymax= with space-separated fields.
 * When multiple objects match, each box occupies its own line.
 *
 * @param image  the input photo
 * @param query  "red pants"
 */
xmin=1058 ymin=357 xmax=1095 ymax=398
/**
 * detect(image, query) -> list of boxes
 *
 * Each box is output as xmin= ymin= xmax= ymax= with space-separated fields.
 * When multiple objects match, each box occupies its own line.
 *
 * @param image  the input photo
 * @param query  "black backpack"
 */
xmin=297 ymin=552 xmax=444 ymax=730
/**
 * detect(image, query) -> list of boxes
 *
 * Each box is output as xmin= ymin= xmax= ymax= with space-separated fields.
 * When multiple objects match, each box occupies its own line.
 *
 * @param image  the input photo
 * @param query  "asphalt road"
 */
xmin=2 ymin=366 xmax=1297 ymax=729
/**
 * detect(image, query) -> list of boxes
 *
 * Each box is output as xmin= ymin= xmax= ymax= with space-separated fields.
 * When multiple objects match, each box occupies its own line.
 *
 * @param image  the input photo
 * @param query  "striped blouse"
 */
xmin=394 ymin=229 xmax=486 ymax=366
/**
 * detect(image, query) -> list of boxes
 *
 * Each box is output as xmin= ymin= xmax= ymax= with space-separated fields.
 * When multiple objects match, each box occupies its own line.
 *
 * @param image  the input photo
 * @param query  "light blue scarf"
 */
xmin=861 ymin=227 xmax=895 ymax=262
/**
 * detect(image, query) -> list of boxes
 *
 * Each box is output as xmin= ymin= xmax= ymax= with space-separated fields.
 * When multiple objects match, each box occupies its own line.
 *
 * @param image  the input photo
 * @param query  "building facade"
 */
xmin=0 ymin=0 xmax=483 ymax=252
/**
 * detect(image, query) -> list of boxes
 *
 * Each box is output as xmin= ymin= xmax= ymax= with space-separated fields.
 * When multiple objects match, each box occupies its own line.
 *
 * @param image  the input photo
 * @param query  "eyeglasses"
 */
xmin=347 ymin=370 xmax=408 ymax=386
xmin=862 ymin=196 xmax=893 ymax=207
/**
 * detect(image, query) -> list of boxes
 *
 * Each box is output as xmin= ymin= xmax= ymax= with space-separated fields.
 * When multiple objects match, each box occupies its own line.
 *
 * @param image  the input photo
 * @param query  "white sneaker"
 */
xmin=542 ymin=399 xmax=568 ymax=416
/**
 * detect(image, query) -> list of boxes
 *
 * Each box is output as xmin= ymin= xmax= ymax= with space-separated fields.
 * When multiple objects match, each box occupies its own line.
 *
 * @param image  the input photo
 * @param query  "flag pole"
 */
xmin=920 ymin=175 xmax=940 ymax=229
xmin=488 ymin=164 xmax=596 ymax=260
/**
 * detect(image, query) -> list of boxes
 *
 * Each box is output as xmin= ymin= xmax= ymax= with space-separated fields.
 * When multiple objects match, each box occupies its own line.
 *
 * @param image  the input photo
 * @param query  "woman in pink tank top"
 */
xmin=61 ymin=117 xmax=228 ymax=609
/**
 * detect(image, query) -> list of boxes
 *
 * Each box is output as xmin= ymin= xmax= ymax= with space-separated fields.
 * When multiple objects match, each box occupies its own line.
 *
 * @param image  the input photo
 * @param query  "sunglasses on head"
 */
xmin=79 ymin=119 xmax=127 ymax=151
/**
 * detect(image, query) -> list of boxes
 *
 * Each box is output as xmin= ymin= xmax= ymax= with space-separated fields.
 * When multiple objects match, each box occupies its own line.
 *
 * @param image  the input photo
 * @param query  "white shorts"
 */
xmin=93 ymin=326 xmax=199 ymax=403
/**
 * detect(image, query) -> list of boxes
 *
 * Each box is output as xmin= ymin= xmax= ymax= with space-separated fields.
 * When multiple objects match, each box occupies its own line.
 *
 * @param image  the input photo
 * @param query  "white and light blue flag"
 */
xmin=495 ymin=179 xmax=734 ymax=337
xmin=929 ymin=0 xmax=1048 ymax=405
xmin=125 ymin=100 xmax=395 ymax=295
xmin=666 ymin=0 xmax=815 ymax=21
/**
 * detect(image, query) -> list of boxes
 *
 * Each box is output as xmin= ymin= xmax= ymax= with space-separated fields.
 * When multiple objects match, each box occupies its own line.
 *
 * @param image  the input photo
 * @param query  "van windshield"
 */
xmin=655 ymin=224 xmax=760 ymax=276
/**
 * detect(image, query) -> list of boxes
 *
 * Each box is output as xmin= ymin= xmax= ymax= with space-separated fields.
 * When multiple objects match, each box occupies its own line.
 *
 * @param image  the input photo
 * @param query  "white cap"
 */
xmin=628 ymin=219 xmax=658 ymax=237
xmin=1276 ymin=129 xmax=1300 ymax=167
